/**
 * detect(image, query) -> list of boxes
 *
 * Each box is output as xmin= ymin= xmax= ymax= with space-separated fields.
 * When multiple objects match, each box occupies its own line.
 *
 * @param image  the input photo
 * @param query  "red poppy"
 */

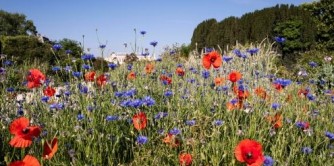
xmin=9 ymin=117 xmax=41 ymax=148
xmin=43 ymin=138 xmax=58 ymax=160
xmin=202 ymin=51 xmax=222 ymax=69
xmin=234 ymin=139 xmax=264 ymax=166
xmin=9 ymin=155 xmax=41 ymax=166
xmin=226 ymin=100 xmax=243 ymax=111
xmin=163 ymin=133 xmax=181 ymax=147
xmin=43 ymin=86 xmax=56 ymax=97
xmin=228 ymin=71 xmax=242 ymax=83
xmin=298 ymin=88 xmax=309 ymax=98
xmin=160 ymin=75 xmax=172 ymax=85
xmin=132 ymin=112 xmax=147 ymax=131
xmin=273 ymin=83 xmax=283 ymax=92
xmin=254 ymin=87 xmax=269 ymax=100
xmin=266 ymin=112 xmax=283 ymax=129
xmin=233 ymin=86 xmax=250 ymax=100
xmin=127 ymin=71 xmax=136 ymax=80
xmin=96 ymin=74 xmax=107 ymax=87
xmin=179 ymin=153 xmax=192 ymax=166
xmin=26 ymin=69 xmax=45 ymax=89
xmin=84 ymin=71 xmax=96 ymax=82
xmin=214 ymin=77 xmax=225 ymax=86
xmin=145 ymin=63 xmax=154 ymax=74
xmin=176 ymin=67 xmax=185 ymax=76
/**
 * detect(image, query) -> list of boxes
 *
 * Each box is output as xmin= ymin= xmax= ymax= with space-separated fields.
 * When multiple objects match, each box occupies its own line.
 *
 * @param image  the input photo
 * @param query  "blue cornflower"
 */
xmin=64 ymin=91 xmax=71 ymax=96
xmin=77 ymin=114 xmax=85 ymax=121
xmin=155 ymin=57 xmax=162 ymax=62
xmin=81 ymin=53 xmax=95 ymax=60
xmin=50 ymin=103 xmax=64 ymax=110
xmin=263 ymin=155 xmax=274 ymax=166
xmin=295 ymin=121 xmax=309 ymax=130
xmin=124 ymin=89 xmax=136 ymax=97
xmin=205 ymin=47 xmax=214 ymax=53
xmin=7 ymin=87 xmax=15 ymax=92
xmin=274 ymin=78 xmax=292 ymax=88
xmin=17 ymin=108 xmax=24 ymax=116
xmin=169 ymin=128 xmax=181 ymax=135
xmin=271 ymin=103 xmax=280 ymax=110
xmin=150 ymin=41 xmax=158 ymax=47
xmin=64 ymin=66 xmax=72 ymax=72
xmin=142 ymin=96 xmax=155 ymax=106
xmin=127 ymin=64 xmax=132 ymax=71
xmin=106 ymin=115 xmax=119 ymax=121
xmin=82 ymin=64 xmax=91 ymax=70
xmin=72 ymin=71 xmax=82 ymax=78
xmin=52 ymin=66 xmax=61 ymax=72
xmin=79 ymin=85 xmax=88 ymax=94
xmin=120 ymin=99 xmax=132 ymax=107
xmin=222 ymin=55 xmax=233 ymax=63
xmin=87 ymin=105 xmax=95 ymax=112
xmin=108 ymin=63 xmax=117 ymax=70
xmin=154 ymin=112 xmax=168 ymax=120
xmin=130 ymin=99 xmax=143 ymax=108
xmin=186 ymin=120 xmax=196 ymax=126
xmin=115 ymin=91 xmax=124 ymax=98
xmin=301 ymin=147 xmax=312 ymax=154
xmin=230 ymin=98 xmax=238 ymax=105
xmin=309 ymin=61 xmax=317 ymax=68
xmin=99 ymin=44 xmax=106 ymax=49
xmin=170 ymin=50 xmax=176 ymax=55
xmin=213 ymin=120 xmax=224 ymax=126
xmin=136 ymin=135 xmax=148 ymax=145
xmin=164 ymin=90 xmax=173 ymax=97
xmin=306 ymin=93 xmax=316 ymax=101
xmin=274 ymin=36 xmax=286 ymax=43
xmin=52 ymin=43 xmax=62 ymax=51
xmin=65 ymin=49 xmax=72 ymax=54
xmin=41 ymin=96 xmax=49 ymax=102
xmin=325 ymin=131 xmax=334 ymax=140
xmin=247 ymin=48 xmax=259 ymax=55
xmin=140 ymin=31 xmax=146 ymax=36
xmin=4 ymin=60 xmax=13 ymax=66
xmin=202 ymin=70 xmax=210 ymax=79
xmin=0 ymin=67 xmax=6 ymax=75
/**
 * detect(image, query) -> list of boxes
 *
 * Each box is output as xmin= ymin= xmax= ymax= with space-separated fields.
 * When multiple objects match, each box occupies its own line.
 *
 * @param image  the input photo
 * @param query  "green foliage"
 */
xmin=1 ymin=35 xmax=53 ymax=65
xmin=191 ymin=4 xmax=317 ymax=53
xmin=302 ymin=0 xmax=334 ymax=51
xmin=179 ymin=44 xmax=191 ymax=58
xmin=0 ymin=10 xmax=37 ymax=36
xmin=58 ymin=38 xmax=83 ymax=58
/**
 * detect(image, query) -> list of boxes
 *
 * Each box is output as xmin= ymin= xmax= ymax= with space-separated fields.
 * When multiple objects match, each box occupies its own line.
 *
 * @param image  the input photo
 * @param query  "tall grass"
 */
xmin=1 ymin=40 xmax=334 ymax=165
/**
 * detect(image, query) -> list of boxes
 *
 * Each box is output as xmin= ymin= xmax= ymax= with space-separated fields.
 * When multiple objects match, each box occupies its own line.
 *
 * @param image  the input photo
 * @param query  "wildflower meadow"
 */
xmin=1 ymin=39 xmax=334 ymax=166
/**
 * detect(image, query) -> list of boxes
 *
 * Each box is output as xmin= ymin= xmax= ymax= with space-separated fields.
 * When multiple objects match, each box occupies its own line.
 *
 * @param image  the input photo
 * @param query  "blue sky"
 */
xmin=0 ymin=0 xmax=313 ymax=57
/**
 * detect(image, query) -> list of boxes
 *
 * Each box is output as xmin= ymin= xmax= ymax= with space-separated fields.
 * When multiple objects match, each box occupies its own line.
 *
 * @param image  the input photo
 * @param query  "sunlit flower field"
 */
xmin=1 ymin=40 xmax=334 ymax=166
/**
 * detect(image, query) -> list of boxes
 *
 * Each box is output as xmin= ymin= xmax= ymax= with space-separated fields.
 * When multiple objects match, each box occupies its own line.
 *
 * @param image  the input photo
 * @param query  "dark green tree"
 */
xmin=0 ymin=10 xmax=37 ymax=36
xmin=58 ymin=38 xmax=83 ymax=58
xmin=302 ymin=0 xmax=334 ymax=50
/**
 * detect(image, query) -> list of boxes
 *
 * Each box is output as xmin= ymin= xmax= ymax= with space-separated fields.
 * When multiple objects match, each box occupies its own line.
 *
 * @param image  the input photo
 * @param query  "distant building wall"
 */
xmin=104 ymin=53 xmax=154 ymax=64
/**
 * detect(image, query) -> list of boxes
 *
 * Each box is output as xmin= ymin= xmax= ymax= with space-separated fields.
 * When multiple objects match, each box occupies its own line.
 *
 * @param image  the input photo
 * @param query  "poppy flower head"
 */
xmin=160 ymin=75 xmax=172 ymax=85
xmin=43 ymin=138 xmax=58 ymax=160
xmin=132 ymin=112 xmax=147 ymax=131
xmin=228 ymin=71 xmax=242 ymax=83
xmin=176 ymin=67 xmax=185 ymax=76
xmin=179 ymin=153 xmax=192 ymax=166
xmin=96 ymin=74 xmax=107 ymax=87
xmin=254 ymin=87 xmax=268 ymax=100
xmin=9 ymin=117 xmax=41 ymax=148
xmin=266 ymin=113 xmax=283 ymax=129
xmin=9 ymin=155 xmax=40 ymax=166
xmin=26 ymin=69 xmax=45 ymax=89
xmin=163 ymin=133 xmax=181 ymax=147
xmin=214 ymin=77 xmax=225 ymax=86
xmin=202 ymin=51 xmax=222 ymax=69
xmin=43 ymin=86 xmax=56 ymax=97
xmin=145 ymin=63 xmax=154 ymax=74
xmin=235 ymin=139 xmax=264 ymax=166
xmin=127 ymin=71 xmax=136 ymax=80
xmin=84 ymin=71 xmax=96 ymax=82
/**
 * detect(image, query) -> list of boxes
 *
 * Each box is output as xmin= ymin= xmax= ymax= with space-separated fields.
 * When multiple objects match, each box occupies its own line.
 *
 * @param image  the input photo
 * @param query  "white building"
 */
xmin=104 ymin=52 xmax=155 ymax=64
